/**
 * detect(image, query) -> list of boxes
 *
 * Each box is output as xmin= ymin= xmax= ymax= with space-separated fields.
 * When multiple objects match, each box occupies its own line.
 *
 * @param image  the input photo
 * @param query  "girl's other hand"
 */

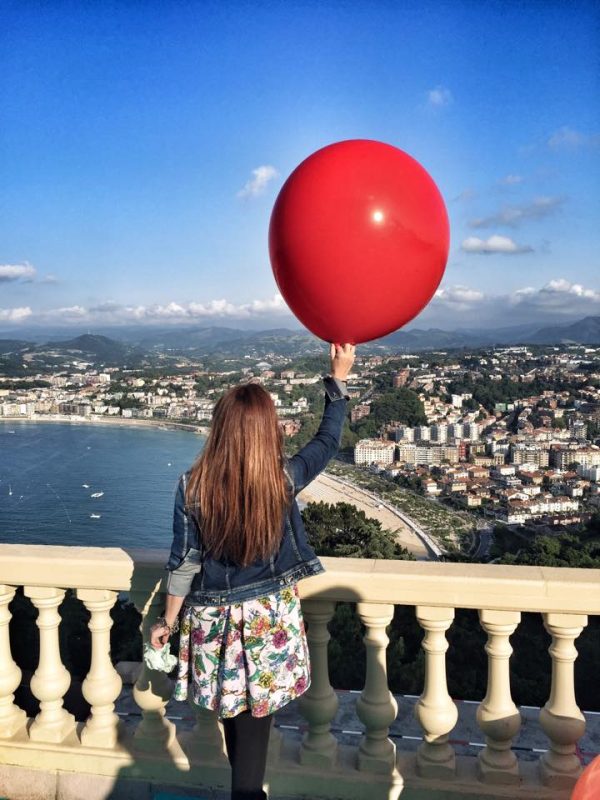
xmin=150 ymin=623 xmax=171 ymax=650
xmin=329 ymin=343 xmax=356 ymax=382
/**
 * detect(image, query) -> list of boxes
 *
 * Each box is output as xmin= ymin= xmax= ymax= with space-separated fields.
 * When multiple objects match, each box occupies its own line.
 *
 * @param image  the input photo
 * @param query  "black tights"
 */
xmin=221 ymin=709 xmax=272 ymax=799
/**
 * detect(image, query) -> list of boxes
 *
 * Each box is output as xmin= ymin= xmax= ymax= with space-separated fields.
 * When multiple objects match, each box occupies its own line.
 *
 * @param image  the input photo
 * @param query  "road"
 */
xmin=472 ymin=526 xmax=494 ymax=560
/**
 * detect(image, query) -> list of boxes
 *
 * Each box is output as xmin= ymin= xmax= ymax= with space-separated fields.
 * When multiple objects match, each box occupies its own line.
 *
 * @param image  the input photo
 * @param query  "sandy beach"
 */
xmin=0 ymin=414 xmax=209 ymax=435
xmin=299 ymin=472 xmax=430 ymax=559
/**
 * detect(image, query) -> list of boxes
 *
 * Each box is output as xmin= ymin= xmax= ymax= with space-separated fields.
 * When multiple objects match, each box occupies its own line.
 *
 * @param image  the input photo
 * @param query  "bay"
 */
xmin=0 ymin=421 xmax=204 ymax=548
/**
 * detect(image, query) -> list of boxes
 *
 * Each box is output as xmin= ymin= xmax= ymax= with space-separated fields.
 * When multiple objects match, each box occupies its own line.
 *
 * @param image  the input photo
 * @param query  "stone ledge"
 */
xmin=0 ymin=739 xmax=573 ymax=800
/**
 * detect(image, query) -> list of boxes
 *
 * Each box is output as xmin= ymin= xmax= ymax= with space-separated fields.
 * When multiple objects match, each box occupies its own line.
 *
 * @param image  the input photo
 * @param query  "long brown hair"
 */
xmin=185 ymin=382 xmax=291 ymax=567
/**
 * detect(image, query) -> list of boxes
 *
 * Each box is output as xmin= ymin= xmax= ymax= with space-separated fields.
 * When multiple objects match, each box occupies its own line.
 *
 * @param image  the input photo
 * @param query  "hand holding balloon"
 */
xmin=330 ymin=342 xmax=355 ymax=382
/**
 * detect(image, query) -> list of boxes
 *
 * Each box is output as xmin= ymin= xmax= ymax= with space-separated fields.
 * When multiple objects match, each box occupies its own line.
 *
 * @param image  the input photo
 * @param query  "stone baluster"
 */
xmin=476 ymin=609 xmax=521 ymax=784
xmin=188 ymin=705 xmax=227 ymax=762
xmin=355 ymin=602 xmax=398 ymax=773
xmin=130 ymin=587 xmax=176 ymax=753
xmin=76 ymin=588 xmax=123 ymax=748
xmin=24 ymin=586 xmax=76 ymax=743
xmin=539 ymin=612 xmax=587 ymax=790
xmin=0 ymin=585 xmax=27 ymax=738
xmin=297 ymin=599 xmax=339 ymax=768
xmin=414 ymin=605 xmax=458 ymax=778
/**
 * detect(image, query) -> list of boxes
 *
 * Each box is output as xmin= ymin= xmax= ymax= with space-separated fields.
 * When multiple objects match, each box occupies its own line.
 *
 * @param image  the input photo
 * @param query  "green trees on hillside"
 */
xmin=499 ymin=532 xmax=600 ymax=568
xmin=351 ymin=387 xmax=426 ymax=438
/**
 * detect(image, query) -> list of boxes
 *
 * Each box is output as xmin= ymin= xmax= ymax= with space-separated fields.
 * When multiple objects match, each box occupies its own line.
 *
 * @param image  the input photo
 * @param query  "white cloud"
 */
xmin=498 ymin=174 xmax=523 ymax=185
xmin=238 ymin=294 xmax=288 ymax=314
xmin=434 ymin=285 xmax=485 ymax=306
xmin=23 ymin=294 xmax=293 ymax=326
xmin=469 ymin=195 xmax=565 ymax=228
xmin=461 ymin=235 xmax=534 ymax=254
xmin=0 ymin=306 xmax=33 ymax=322
xmin=0 ymin=263 xmax=36 ymax=282
xmin=426 ymin=86 xmax=453 ymax=108
xmin=45 ymin=305 xmax=88 ymax=319
xmin=547 ymin=126 xmax=600 ymax=150
xmin=509 ymin=279 xmax=600 ymax=309
xmin=415 ymin=278 xmax=600 ymax=328
xmin=237 ymin=165 xmax=279 ymax=199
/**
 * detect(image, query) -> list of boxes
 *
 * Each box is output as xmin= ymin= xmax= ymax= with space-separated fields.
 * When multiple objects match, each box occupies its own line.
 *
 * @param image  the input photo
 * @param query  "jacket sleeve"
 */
xmin=165 ymin=548 xmax=202 ymax=596
xmin=287 ymin=376 xmax=349 ymax=495
xmin=164 ymin=473 xmax=188 ymax=571
xmin=164 ymin=472 xmax=202 ymax=595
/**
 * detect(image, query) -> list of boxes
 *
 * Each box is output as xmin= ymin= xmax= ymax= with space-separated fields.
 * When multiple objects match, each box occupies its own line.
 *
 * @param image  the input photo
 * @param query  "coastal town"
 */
xmin=1 ymin=335 xmax=599 ymax=544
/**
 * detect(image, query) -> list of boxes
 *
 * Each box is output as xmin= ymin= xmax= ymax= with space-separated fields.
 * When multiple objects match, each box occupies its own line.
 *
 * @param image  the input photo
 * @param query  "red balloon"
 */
xmin=269 ymin=139 xmax=450 ymax=344
xmin=572 ymin=756 xmax=600 ymax=800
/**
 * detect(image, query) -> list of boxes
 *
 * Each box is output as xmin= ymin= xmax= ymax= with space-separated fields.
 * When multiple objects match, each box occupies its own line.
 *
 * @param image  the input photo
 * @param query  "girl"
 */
xmin=150 ymin=342 xmax=355 ymax=800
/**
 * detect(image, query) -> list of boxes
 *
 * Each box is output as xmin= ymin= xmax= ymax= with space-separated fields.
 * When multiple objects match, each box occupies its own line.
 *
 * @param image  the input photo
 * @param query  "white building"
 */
xmin=448 ymin=423 xmax=464 ymax=440
xmin=430 ymin=424 xmax=448 ymax=443
xmin=416 ymin=426 xmax=431 ymax=442
xmin=553 ymin=446 xmax=600 ymax=470
xmin=464 ymin=422 xmax=480 ymax=441
xmin=393 ymin=426 xmax=414 ymax=442
xmin=510 ymin=444 xmax=550 ymax=468
xmin=578 ymin=464 xmax=600 ymax=482
xmin=354 ymin=440 xmax=396 ymax=466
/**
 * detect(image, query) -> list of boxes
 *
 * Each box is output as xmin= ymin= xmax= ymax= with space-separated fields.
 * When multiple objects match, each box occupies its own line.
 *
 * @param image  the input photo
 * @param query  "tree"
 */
xmin=302 ymin=501 xmax=416 ymax=560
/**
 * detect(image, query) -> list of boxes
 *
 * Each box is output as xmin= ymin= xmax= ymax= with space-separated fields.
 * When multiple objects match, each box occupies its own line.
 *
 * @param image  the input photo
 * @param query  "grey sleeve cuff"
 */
xmin=165 ymin=558 xmax=200 ymax=597
xmin=323 ymin=375 xmax=349 ymax=400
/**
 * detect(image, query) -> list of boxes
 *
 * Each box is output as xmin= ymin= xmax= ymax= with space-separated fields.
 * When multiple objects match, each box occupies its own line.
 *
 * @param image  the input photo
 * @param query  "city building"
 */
xmin=354 ymin=439 xmax=396 ymax=466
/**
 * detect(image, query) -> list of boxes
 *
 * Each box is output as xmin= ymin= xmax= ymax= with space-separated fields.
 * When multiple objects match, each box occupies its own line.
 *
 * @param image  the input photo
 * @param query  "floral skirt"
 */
xmin=173 ymin=582 xmax=311 ymax=719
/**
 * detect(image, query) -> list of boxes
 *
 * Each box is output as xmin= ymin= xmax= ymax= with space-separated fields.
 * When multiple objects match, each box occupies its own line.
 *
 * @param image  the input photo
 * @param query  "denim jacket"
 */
xmin=163 ymin=376 xmax=349 ymax=605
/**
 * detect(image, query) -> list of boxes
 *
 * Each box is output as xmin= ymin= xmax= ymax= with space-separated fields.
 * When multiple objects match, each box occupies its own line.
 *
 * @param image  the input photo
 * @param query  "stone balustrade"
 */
xmin=0 ymin=543 xmax=598 ymax=800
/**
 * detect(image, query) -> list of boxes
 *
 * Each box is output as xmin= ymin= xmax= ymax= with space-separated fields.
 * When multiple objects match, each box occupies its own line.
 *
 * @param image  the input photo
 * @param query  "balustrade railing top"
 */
xmin=1 ymin=544 xmax=598 ymax=615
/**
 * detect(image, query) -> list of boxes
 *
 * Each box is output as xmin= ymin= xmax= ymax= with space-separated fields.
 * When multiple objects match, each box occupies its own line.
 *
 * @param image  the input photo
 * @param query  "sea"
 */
xmin=0 ymin=421 xmax=205 ymax=548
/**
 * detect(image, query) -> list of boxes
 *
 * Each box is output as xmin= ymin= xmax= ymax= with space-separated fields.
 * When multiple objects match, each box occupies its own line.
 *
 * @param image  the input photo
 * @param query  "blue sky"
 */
xmin=1 ymin=0 xmax=599 ymax=332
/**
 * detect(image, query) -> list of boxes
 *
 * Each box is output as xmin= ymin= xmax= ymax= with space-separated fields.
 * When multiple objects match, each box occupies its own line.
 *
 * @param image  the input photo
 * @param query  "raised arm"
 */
xmin=288 ymin=343 xmax=355 ymax=494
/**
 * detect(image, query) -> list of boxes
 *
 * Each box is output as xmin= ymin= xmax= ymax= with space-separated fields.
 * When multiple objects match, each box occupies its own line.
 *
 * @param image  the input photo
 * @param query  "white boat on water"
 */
xmin=82 ymin=483 xmax=90 ymax=488
xmin=90 ymin=491 xmax=104 ymax=498
xmin=90 ymin=513 xmax=101 ymax=519
xmin=8 ymin=485 xmax=12 ymax=496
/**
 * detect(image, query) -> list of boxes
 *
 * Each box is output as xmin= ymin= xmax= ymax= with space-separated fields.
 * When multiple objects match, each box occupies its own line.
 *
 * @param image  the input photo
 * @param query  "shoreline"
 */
xmin=0 ymin=414 xmax=209 ymax=435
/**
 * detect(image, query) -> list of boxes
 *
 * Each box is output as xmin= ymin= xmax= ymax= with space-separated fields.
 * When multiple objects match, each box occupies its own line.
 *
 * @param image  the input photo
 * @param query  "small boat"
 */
xmin=82 ymin=483 xmax=90 ymax=488
xmin=167 ymin=462 xmax=172 ymax=466
xmin=90 ymin=491 xmax=104 ymax=498
xmin=90 ymin=513 xmax=101 ymax=519
xmin=8 ymin=485 xmax=12 ymax=496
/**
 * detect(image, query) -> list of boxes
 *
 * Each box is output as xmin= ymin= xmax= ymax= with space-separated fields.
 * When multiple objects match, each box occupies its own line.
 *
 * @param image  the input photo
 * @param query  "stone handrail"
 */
xmin=0 ymin=543 xmax=599 ymax=799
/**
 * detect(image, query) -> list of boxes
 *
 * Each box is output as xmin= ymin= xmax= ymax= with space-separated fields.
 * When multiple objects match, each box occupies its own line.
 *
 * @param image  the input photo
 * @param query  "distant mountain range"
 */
xmin=0 ymin=334 xmax=148 ymax=371
xmin=377 ymin=316 xmax=600 ymax=349
xmin=0 ymin=316 xmax=598 ymax=367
